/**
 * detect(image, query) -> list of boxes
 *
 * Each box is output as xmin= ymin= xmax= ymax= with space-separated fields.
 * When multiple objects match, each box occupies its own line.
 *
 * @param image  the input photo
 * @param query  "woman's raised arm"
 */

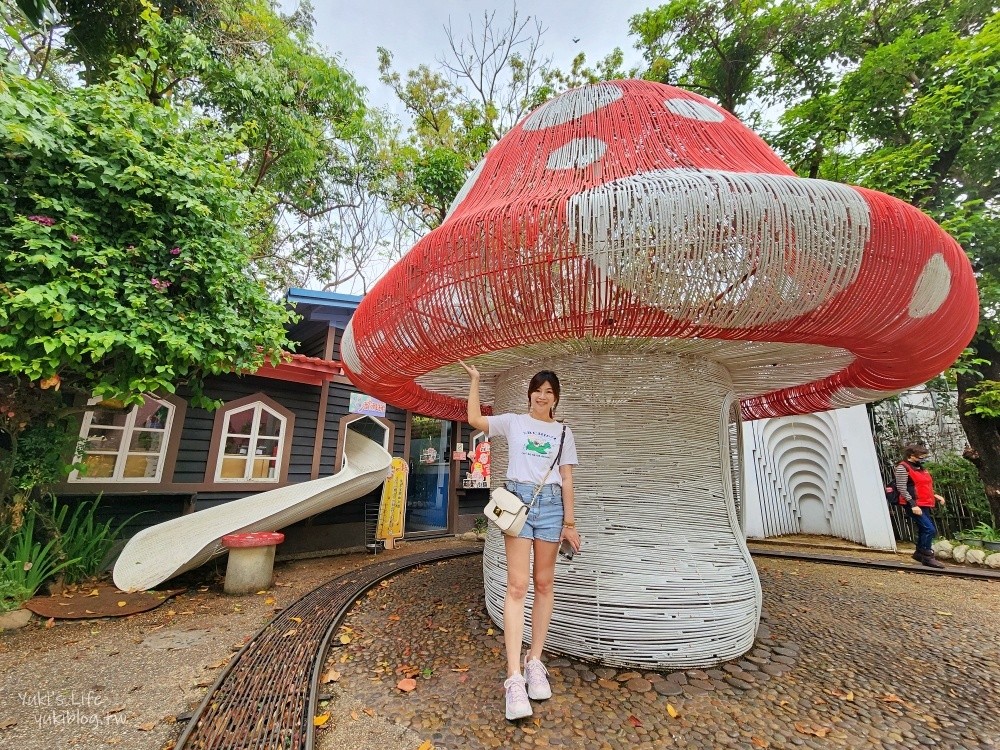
xmin=459 ymin=361 xmax=490 ymax=432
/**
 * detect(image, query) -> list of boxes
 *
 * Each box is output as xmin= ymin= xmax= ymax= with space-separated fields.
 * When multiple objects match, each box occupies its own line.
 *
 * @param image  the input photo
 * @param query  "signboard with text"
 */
xmin=376 ymin=457 xmax=408 ymax=549
xmin=349 ymin=392 xmax=386 ymax=417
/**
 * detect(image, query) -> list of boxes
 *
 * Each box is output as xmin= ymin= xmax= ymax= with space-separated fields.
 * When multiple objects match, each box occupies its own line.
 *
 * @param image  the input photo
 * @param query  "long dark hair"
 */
xmin=527 ymin=371 xmax=560 ymax=418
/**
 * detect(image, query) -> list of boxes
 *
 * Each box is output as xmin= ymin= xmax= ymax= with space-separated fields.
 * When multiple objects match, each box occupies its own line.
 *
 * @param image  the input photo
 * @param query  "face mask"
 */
xmin=911 ymin=459 xmax=925 ymax=467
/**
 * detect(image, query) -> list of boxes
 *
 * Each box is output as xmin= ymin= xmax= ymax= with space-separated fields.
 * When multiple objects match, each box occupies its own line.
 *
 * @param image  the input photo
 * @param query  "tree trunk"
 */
xmin=956 ymin=335 xmax=1000 ymax=527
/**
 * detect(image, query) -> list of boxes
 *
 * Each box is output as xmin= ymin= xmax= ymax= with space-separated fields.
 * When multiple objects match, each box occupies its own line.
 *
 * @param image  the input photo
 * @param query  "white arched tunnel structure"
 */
xmin=742 ymin=405 xmax=896 ymax=550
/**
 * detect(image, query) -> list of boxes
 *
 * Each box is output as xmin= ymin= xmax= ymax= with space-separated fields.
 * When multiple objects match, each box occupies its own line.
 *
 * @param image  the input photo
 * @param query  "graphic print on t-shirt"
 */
xmin=525 ymin=438 xmax=552 ymax=456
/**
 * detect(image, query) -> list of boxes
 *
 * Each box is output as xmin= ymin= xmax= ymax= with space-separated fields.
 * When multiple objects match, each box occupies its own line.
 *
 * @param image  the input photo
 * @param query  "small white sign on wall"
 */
xmin=349 ymin=392 xmax=386 ymax=417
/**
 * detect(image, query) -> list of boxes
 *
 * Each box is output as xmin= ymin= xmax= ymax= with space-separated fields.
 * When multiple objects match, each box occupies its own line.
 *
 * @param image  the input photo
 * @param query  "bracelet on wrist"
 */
xmin=562 ymin=521 xmax=576 ymax=528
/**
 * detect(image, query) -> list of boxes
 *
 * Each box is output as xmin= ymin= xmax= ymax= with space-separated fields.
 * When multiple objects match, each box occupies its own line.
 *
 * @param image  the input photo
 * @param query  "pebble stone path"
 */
xmin=324 ymin=554 xmax=999 ymax=750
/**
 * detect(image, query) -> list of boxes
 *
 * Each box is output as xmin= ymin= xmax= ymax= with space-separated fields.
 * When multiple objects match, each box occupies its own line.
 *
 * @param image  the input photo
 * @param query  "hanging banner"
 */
xmin=376 ymin=457 xmax=408 ymax=549
xmin=349 ymin=392 xmax=386 ymax=417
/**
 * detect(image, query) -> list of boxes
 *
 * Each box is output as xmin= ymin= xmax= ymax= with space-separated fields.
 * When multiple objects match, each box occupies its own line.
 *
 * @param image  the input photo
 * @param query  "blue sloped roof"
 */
xmin=286 ymin=287 xmax=363 ymax=329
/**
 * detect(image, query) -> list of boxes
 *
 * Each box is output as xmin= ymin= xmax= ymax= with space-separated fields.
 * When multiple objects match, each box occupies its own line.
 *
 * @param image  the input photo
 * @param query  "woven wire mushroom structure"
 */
xmin=343 ymin=80 xmax=978 ymax=668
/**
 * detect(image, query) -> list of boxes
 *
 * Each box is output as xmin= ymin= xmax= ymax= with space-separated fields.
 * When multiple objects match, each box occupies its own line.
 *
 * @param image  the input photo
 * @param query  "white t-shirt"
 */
xmin=487 ymin=413 xmax=578 ymax=486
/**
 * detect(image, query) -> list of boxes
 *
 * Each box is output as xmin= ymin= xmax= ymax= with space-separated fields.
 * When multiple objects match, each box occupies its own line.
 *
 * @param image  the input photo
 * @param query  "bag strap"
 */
xmin=528 ymin=424 xmax=567 ymax=508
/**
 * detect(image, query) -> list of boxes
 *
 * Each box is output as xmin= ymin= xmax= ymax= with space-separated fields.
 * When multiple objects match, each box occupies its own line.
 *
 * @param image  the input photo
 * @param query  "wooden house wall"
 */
xmin=286 ymin=319 xmax=330 ymax=359
xmin=55 ymin=317 xmax=488 ymax=556
xmin=172 ymin=374 xmax=321 ymax=487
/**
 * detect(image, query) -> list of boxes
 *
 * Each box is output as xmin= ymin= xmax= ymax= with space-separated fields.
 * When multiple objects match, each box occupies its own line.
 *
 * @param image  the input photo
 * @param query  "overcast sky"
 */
xmin=281 ymin=0 xmax=654 ymax=114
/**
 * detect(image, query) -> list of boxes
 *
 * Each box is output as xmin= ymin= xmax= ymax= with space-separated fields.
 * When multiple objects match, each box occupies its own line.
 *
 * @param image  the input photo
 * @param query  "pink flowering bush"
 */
xmin=0 ymin=71 xmax=293 ymax=420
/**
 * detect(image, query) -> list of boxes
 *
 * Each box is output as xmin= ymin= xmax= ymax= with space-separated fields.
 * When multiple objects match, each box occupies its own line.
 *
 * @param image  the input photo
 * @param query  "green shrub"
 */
xmin=46 ymin=496 xmax=134 ymax=584
xmin=923 ymin=453 xmax=993 ymax=527
xmin=0 ymin=507 xmax=79 ymax=612
xmin=968 ymin=522 xmax=1000 ymax=542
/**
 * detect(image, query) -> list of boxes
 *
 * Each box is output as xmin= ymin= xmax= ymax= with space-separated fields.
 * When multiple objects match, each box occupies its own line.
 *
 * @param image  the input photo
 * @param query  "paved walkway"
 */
xmin=317 ymin=547 xmax=1000 ymax=750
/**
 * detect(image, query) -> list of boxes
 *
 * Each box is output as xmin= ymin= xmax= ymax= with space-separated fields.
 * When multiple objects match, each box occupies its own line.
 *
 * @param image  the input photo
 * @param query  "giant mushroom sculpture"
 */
xmin=344 ymin=81 xmax=978 ymax=668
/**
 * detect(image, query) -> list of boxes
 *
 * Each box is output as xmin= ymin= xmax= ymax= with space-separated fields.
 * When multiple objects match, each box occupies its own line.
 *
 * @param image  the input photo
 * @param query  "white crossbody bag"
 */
xmin=485 ymin=424 xmax=566 ymax=536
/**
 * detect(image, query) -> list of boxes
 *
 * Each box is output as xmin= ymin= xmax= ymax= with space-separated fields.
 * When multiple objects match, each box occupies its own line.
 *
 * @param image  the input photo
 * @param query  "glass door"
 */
xmin=405 ymin=415 xmax=452 ymax=534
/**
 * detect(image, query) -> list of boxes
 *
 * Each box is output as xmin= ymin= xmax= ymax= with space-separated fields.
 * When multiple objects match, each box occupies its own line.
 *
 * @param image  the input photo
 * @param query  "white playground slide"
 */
xmin=113 ymin=432 xmax=392 ymax=592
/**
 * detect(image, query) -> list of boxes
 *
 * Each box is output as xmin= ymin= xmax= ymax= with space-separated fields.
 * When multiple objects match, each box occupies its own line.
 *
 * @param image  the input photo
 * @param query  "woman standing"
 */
xmin=460 ymin=362 xmax=581 ymax=720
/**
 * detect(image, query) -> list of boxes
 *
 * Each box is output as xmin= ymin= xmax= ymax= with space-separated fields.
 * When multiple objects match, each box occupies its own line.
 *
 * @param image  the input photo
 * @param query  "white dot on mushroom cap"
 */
xmin=340 ymin=321 xmax=362 ymax=375
xmin=664 ymin=98 xmax=725 ymax=122
xmin=908 ymin=252 xmax=952 ymax=319
xmin=444 ymin=158 xmax=486 ymax=219
xmin=546 ymin=137 xmax=608 ymax=170
xmin=522 ymin=83 xmax=623 ymax=131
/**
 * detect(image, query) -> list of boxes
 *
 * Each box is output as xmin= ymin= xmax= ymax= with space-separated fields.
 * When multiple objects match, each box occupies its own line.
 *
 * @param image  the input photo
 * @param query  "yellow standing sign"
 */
xmin=376 ymin=458 xmax=408 ymax=549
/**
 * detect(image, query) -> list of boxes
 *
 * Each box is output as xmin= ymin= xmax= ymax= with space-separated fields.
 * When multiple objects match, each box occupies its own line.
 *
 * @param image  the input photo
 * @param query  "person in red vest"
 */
xmin=895 ymin=443 xmax=946 ymax=568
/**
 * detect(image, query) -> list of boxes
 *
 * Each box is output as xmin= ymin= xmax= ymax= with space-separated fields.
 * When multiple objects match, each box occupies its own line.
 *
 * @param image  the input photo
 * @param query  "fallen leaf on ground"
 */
xmin=396 ymin=678 xmax=417 ymax=692
xmin=339 ymin=634 xmax=351 ymax=644
xmin=117 ymin=601 xmax=127 ymax=607
xmin=206 ymin=658 xmax=229 ymax=669
xmin=0 ymin=719 xmax=16 ymax=730
xmin=362 ymin=708 xmax=375 ymax=718
xmin=87 ymin=589 xmax=99 ymax=597
xmin=880 ymin=694 xmax=903 ymax=703
xmin=137 ymin=721 xmax=156 ymax=731
xmin=289 ymin=616 xmax=303 ymax=623
xmin=321 ymin=669 xmax=341 ymax=684
xmin=264 ymin=597 xmax=276 ymax=606
xmin=417 ymin=741 xmax=432 ymax=750
xmin=751 ymin=738 xmax=770 ymax=748
xmin=521 ymin=727 xmax=537 ymax=734
xmin=313 ymin=713 xmax=330 ymax=727
xmin=45 ymin=617 xmax=55 ymax=629
xmin=935 ymin=610 xmax=953 ymax=616
xmin=627 ymin=715 xmax=643 ymax=727
xmin=388 ymin=614 xmax=400 ymax=621
xmin=350 ymin=710 xmax=359 ymax=721
xmin=794 ymin=722 xmax=831 ymax=737
xmin=666 ymin=704 xmax=679 ymax=718
xmin=282 ymin=629 xmax=298 ymax=638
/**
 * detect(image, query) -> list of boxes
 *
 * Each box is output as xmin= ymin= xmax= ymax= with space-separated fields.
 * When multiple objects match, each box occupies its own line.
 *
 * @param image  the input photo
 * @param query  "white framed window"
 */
xmin=70 ymin=396 xmax=174 ymax=483
xmin=215 ymin=402 xmax=287 ymax=482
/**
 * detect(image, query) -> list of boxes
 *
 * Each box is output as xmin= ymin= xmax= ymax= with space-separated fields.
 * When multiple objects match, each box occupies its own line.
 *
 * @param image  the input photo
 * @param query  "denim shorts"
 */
xmin=505 ymin=481 xmax=564 ymax=543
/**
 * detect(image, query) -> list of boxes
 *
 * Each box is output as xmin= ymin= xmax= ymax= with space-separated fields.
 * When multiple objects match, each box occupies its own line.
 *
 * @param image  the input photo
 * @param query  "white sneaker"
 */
xmin=503 ymin=674 xmax=532 ymax=720
xmin=524 ymin=657 xmax=552 ymax=700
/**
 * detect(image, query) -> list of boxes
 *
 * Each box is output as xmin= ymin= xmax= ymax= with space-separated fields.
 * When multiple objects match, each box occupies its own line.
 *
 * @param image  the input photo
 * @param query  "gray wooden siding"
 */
xmin=173 ymin=375 xmax=321 ymax=485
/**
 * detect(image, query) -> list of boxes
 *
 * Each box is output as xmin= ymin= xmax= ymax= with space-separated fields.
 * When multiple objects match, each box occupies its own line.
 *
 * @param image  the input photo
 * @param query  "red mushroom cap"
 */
xmin=343 ymin=80 xmax=978 ymax=420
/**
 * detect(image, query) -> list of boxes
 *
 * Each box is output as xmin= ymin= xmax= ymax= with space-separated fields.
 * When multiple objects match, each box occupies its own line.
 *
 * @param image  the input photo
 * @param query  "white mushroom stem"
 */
xmin=482 ymin=353 xmax=761 ymax=669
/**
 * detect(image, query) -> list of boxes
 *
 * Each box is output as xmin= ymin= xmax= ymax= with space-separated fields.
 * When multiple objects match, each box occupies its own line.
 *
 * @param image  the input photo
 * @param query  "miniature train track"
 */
xmin=175 ymin=545 xmax=482 ymax=750
xmin=175 ymin=542 xmax=994 ymax=749
xmin=749 ymin=547 xmax=1000 ymax=580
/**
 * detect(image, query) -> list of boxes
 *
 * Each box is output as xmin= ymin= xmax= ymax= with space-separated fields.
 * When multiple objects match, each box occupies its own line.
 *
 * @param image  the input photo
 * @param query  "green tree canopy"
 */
xmin=0 ymin=69 xmax=293 ymax=412
xmin=3 ymin=0 xmax=376 ymax=291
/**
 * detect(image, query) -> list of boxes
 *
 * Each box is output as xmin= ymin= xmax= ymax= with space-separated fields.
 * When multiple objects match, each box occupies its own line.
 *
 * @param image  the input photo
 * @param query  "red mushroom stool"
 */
xmin=220 ymin=532 xmax=285 ymax=595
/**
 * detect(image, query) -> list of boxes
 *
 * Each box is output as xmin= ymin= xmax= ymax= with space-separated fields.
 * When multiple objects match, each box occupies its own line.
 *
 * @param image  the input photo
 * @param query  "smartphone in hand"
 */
xmin=558 ymin=539 xmax=576 ymax=561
